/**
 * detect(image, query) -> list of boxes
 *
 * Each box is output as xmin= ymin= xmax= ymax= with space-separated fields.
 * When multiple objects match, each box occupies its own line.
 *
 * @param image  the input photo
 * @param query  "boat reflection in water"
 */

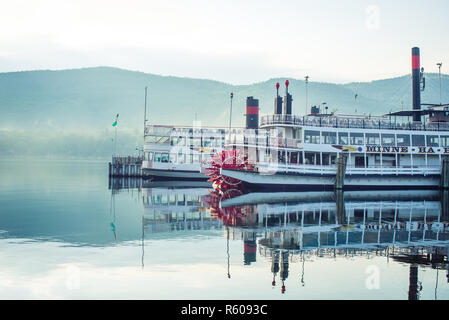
xmin=139 ymin=180 xmax=449 ymax=300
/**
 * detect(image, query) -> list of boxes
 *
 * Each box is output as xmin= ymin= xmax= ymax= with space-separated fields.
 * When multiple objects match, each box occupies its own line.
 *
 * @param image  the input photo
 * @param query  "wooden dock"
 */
xmin=109 ymin=156 xmax=145 ymax=177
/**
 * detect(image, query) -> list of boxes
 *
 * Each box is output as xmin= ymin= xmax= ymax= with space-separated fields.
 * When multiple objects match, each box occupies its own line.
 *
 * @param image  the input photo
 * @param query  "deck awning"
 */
xmin=385 ymin=109 xmax=447 ymax=117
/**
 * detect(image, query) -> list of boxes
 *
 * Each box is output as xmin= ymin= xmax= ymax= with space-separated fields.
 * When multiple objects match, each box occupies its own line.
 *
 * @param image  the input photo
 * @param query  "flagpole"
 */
xmin=114 ymin=122 xmax=117 ymax=157
xmin=228 ymin=93 xmax=233 ymax=140
xmin=113 ymin=114 xmax=119 ymax=157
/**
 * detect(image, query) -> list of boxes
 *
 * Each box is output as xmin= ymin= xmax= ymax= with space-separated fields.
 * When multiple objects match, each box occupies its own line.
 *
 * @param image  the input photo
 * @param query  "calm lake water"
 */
xmin=1 ymin=159 xmax=449 ymax=300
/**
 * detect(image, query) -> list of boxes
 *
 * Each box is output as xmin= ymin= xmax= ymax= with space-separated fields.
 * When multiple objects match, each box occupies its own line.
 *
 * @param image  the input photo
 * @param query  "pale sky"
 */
xmin=0 ymin=0 xmax=448 ymax=84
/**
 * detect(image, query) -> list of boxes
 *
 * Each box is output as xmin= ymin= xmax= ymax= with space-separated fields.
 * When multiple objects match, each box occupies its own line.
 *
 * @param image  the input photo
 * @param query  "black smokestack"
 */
xmin=274 ymin=82 xmax=283 ymax=114
xmin=283 ymin=80 xmax=292 ymax=115
xmin=412 ymin=47 xmax=421 ymax=122
xmin=246 ymin=96 xmax=259 ymax=129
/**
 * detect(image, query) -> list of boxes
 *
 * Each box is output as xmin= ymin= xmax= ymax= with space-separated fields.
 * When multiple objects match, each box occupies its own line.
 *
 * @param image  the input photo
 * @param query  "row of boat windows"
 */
xmin=146 ymin=194 xmax=203 ymax=206
xmin=146 ymin=152 xmax=211 ymax=163
xmin=274 ymin=151 xmax=439 ymax=166
xmin=146 ymin=135 xmax=224 ymax=148
xmin=305 ymin=130 xmax=448 ymax=147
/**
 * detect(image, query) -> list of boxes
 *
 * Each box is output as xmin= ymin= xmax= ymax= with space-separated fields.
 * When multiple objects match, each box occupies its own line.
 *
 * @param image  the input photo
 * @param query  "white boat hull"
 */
xmin=143 ymin=168 xmax=207 ymax=180
xmin=221 ymin=168 xmax=440 ymax=190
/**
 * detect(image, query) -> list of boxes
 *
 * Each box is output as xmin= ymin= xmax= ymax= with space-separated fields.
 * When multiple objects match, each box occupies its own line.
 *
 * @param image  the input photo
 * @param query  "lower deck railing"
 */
xmin=256 ymin=162 xmax=441 ymax=176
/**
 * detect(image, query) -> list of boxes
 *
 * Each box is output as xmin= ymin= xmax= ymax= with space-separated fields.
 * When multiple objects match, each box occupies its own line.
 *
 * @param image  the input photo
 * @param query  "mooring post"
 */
xmin=441 ymin=190 xmax=449 ymax=221
xmin=335 ymin=152 xmax=348 ymax=190
xmin=441 ymin=156 xmax=449 ymax=189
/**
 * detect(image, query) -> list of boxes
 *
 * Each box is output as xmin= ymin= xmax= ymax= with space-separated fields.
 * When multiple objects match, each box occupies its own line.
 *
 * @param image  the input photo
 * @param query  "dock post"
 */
xmin=440 ymin=156 xmax=449 ymax=189
xmin=108 ymin=162 xmax=112 ymax=177
xmin=441 ymin=190 xmax=449 ymax=221
xmin=335 ymin=153 xmax=348 ymax=190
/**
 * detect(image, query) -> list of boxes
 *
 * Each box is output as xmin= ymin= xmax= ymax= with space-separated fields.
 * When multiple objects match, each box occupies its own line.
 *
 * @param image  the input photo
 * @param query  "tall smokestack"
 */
xmin=274 ymin=82 xmax=283 ymax=114
xmin=283 ymin=80 xmax=292 ymax=115
xmin=412 ymin=47 xmax=421 ymax=122
xmin=246 ymin=96 xmax=259 ymax=129
xmin=243 ymin=239 xmax=257 ymax=265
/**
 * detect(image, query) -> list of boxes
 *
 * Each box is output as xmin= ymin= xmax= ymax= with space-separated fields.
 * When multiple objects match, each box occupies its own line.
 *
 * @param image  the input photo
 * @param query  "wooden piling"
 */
xmin=335 ymin=153 xmax=348 ymax=190
xmin=441 ymin=190 xmax=449 ymax=221
xmin=440 ymin=156 xmax=449 ymax=189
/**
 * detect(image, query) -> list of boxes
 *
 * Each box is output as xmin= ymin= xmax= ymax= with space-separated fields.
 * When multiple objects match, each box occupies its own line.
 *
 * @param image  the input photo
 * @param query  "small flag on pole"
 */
xmin=112 ymin=114 xmax=119 ymax=127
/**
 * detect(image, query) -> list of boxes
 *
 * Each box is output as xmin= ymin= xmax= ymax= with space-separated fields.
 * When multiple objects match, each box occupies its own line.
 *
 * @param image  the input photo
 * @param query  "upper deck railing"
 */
xmin=260 ymin=114 xmax=449 ymax=132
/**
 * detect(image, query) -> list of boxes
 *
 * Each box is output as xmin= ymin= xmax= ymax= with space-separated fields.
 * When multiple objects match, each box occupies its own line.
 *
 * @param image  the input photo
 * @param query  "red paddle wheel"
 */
xmin=202 ymin=150 xmax=250 ymax=194
xmin=203 ymin=187 xmax=245 ymax=226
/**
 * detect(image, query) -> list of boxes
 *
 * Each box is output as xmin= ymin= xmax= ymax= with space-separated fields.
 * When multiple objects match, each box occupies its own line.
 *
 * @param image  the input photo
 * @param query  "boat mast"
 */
xmin=305 ymin=76 xmax=309 ymax=115
xmin=144 ymin=86 xmax=148 ymax=141
xmin=229 ymin=92 xmax=233 ymax=138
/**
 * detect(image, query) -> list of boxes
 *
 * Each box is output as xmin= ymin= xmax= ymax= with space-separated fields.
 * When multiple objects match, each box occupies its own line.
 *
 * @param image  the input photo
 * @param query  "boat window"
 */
xmin=153 ymin=195 xmax=161 ymax=205
xmin=147 ymin=136 xmax=157 ymax=143
xmin=298 ymin=152 xmax=304 ymax=164
xmin=441 ymin=136 xmax=449 ymax=147
xmin=365 ymin=133 xmax=380 ymax=145
xmin=187 ymin=196 xmax=197 ymax=206
xmin=171 ymin=136 xmax=185 ymax=146
xmin=189 ymin=138 xmax=201 ymax=147
xmin=426 ymin=135 xmax=439 ymax=147
xmin=397 ymin=134 xmax=410 ymax=146
xmin=330 ymin=155 xmax=337 ymax=165
xmin=148 ymin=136 xmax=170 ymax=144
xmin=149 ymin=126 xmax=172 ymax=136
xmin=338 ymin=132 xmax=348 ymax=145
xmin=169 ymin=153 xmax=177 ymax=163
xmin=160 ymin=136 xmax=170 ymax=144
xmin=381 ymin=134 xmax=395 ymax=146
xmin=412 ymin=135 xmax=425 ymax=146
xmin=278 ymin=151 xmax=286 ymax=163
xmin=193 ymin=154 xmax=201 ymax=163
xmin=203 ymin=139 xmax=211 ymax=147
xmin=154 ymin=152 xmax=162 ymax=162
xmin=210 ymin=138 xmax=216 ymax=147
xmin=304 ymin=130 xmax=320 ymax=144
xmin=322 ymin=153 xmax=331 ymax=165
xmin=294 ymin=129 xmax=303 ymax=141
xmin=161 ymin=153 xmax=169 ymax=163
xmin=322 ymin=131 xmax=337 ymax=144
xmin=350 ymin=133 xmax=364 ymax=145
xmin=304 ymin=152 xmax=315 ymax=165
xmin=178 ymin=195 xmax=186 ymax=205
